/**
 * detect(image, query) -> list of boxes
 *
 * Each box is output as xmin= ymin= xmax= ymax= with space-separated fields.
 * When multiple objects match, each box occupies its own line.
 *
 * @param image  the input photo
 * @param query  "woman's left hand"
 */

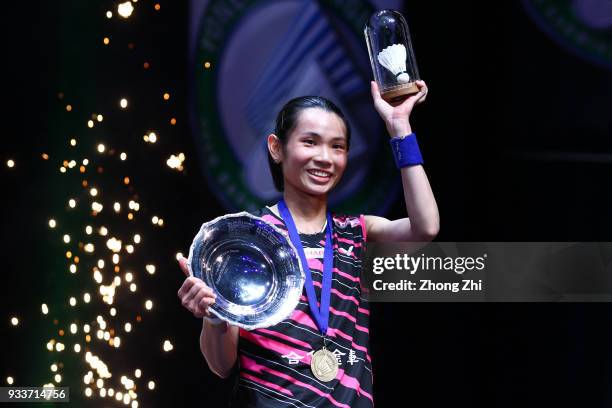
xmin=370 ymin=80 xmax=428 ymax=137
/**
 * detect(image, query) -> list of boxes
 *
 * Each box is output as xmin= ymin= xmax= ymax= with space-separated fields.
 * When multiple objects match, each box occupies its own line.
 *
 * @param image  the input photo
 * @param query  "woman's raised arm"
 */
xmin=365 ymin=80 xmax=439 ymax=242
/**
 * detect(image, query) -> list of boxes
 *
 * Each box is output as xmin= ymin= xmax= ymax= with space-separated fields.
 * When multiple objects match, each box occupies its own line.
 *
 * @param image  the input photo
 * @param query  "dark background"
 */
xmin=2 ymin=1 xmax=611 ymax=407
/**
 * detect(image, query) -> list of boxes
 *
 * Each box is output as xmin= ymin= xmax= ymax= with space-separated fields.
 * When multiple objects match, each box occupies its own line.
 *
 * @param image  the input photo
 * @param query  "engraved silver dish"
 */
xmin=187 ymin=212 xmax=304 ymax=330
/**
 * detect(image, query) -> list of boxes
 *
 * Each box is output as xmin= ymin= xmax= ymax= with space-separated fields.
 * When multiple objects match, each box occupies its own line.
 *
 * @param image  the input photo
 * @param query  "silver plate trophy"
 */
xmin=187 ymin=212 xmax=304 ymax=330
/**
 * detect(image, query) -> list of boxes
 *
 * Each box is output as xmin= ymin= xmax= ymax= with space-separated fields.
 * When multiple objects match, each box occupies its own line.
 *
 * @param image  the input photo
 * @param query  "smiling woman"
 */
xmin=177 ymin=82 xmax=439 ymax=407
xmin=267 ymin=97 xmax=351 ymax=233
xmin=267 ymin=96 xmax=351 ymax=199
xmin=272 ymin=111 xmax=348 ymax=195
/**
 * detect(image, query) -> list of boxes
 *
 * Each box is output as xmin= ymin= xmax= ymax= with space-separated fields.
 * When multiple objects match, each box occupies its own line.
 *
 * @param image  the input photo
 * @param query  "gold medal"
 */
xmin=310 ymin=347 xmax=338 ymax=382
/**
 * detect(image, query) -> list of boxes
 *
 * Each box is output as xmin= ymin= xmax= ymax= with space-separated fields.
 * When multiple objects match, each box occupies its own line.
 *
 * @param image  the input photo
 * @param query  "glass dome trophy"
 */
xmin=364 ymin=9 xmax=421 ymax=105
xmin=187 ymin=212 xmax=304 ymax=330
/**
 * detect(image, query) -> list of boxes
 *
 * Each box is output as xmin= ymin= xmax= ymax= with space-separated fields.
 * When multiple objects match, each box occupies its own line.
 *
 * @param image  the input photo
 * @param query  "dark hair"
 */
xmin=268 ymin=96 xmax=351 ymax=192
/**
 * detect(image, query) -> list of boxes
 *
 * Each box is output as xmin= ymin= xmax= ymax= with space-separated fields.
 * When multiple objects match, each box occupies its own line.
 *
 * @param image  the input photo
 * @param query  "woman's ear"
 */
xmin=267 ymin=134 xmax=282 ymax=163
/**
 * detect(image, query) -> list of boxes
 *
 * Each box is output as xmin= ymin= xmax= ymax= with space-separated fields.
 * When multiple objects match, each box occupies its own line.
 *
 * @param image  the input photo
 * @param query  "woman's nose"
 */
xmin=314 ymin=146 xmax=332 ymax=164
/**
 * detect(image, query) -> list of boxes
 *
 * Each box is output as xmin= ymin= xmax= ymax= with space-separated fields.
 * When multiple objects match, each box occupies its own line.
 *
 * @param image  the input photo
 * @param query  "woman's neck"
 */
xmin=277 ymin=184 xmax=328 ymax=234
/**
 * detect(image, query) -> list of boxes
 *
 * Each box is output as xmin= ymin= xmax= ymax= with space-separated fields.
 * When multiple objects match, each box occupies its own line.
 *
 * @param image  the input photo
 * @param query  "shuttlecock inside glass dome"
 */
xmin=364 ymin=9 xmax=421 ymax=103
xmin=377 ymin=44 xmax=410 ymax=83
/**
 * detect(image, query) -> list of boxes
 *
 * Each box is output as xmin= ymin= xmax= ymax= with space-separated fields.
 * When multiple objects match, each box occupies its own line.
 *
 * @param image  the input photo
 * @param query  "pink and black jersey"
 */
xmin=230 ymin=206 xmax=373 ymax=407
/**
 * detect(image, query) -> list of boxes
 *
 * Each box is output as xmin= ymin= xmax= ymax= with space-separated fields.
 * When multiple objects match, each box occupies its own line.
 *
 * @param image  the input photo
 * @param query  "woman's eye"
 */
xmin=304 ymin=139 xmax=315 ymax=145
xmin=333 ymin=144 xmax=346 ymax=150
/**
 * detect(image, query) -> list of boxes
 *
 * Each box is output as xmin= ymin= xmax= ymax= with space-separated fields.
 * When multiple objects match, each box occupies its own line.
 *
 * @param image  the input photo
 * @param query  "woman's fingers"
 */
xmin=182 ymin=283 xmax=202 ymax=306
xmin=179 ymin=277 xmax=214 ymax=302
xmin=414 ymin=90 xmax=427 ymax=105
xmin=371 ymin=79 xmax=427 ymax=120
xmin=370 ymin=81 xmax=387 ymax=106
xmin=397 ymin=84 xmax=427 ymax=112
xmin=197 ymin=296 xmax=216 ymax=317
xmin=178 ymin=256 xmax=190 ymax=277
xmin=370 ymin=81 xmax=393 ymax=118
xmin=186 ymin=290 xmax=215 ymax=317
xmin=191 ymin=293 xmax=215 ymax=317
xmin=177 ymin=276 xmax=195 ymax=299
xmin=198 ymin=282 xmax=216 ymax=299
xmin=188 ymin=281 xmax=215 ymax=304
xmin=370 ymin=81 xmax=381 ymax=100
xmin=199 ymin=296 xmax=216 ymax=307
xmin=178 ymin=275 xmax=217 ymax=318
xmin=177 ymin=255 xmax=216 ymax=318
xmin=415 ymin=80 xmax=428 ymax=104
xmin=190 ymin=290 xmax=207 ymax=312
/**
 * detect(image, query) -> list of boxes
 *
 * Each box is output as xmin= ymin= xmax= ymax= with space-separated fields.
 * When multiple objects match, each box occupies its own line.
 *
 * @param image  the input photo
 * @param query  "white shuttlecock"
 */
xmin=377 ymin=43 xmax=410 ymax=83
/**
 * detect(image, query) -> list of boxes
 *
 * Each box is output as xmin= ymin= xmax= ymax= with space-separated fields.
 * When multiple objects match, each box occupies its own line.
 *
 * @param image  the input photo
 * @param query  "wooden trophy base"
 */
xmin=381 ymin=82 xmax=419 ymax=106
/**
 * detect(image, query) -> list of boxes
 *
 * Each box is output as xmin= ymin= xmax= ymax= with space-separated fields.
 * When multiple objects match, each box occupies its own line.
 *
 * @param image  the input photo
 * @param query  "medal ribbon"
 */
xmin=278 ymin=199 xmax=333 ymax=336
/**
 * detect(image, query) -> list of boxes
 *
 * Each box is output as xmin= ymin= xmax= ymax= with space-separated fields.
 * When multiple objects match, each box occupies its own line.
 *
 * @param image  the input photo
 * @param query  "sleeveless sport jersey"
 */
xmin=230 ymin=206 xmax=373 ymax=407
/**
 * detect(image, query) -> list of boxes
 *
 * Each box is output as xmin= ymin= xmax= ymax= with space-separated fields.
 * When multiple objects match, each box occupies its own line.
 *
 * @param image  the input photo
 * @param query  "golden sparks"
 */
xmin=117 ymin=2 xmax=134 ymax=18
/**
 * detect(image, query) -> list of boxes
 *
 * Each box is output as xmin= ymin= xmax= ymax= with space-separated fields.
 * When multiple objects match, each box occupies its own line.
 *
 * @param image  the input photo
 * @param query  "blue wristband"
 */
xmin=389 ymin=133 xmax=423 ymax=168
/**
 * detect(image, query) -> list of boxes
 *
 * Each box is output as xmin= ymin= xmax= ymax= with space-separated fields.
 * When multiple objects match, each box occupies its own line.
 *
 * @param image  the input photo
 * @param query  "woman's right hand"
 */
xmin=177 ymin=256 xmax=217 ymax=318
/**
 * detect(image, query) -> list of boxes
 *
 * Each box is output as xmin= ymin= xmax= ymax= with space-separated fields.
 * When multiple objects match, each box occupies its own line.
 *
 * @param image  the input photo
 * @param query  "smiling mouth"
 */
xmin=307 ymin=169 xmax=332 ymax=179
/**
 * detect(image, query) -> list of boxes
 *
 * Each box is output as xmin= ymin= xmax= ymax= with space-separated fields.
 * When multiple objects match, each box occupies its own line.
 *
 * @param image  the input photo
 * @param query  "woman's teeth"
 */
xmin=308 ymin=170 xmax=331 ymax=177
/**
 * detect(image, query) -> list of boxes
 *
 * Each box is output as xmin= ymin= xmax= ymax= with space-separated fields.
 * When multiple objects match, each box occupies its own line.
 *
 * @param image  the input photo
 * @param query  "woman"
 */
xmin=177 ymin=80 xmax=439 ymax=407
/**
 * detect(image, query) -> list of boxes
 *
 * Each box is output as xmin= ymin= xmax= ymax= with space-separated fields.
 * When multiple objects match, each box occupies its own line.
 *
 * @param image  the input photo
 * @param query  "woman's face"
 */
xmin=280 ymin=108 xmax=348 ymax=197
